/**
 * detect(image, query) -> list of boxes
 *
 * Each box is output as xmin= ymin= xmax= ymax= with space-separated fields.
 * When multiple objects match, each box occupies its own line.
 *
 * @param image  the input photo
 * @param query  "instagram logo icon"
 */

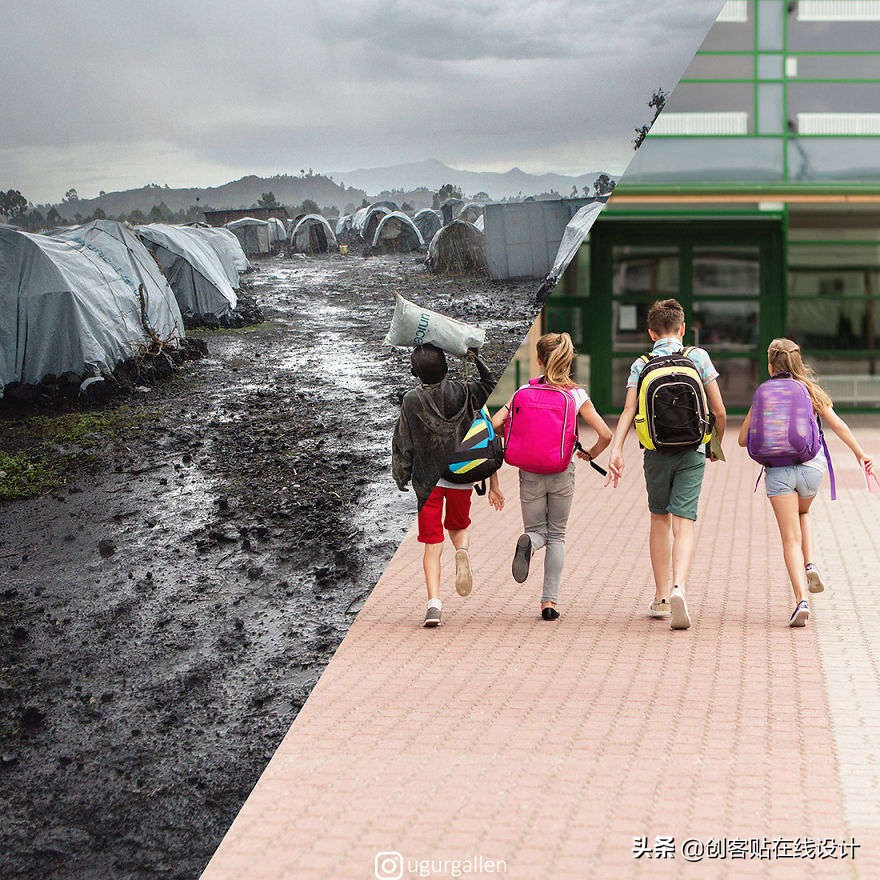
xmin=374 ymin=851 xmax=404 ymax=879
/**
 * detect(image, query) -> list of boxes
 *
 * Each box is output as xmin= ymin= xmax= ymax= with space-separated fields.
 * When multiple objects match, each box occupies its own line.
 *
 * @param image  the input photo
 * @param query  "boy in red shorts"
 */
xmin=393 ymin=344 xmax=504 ymax=627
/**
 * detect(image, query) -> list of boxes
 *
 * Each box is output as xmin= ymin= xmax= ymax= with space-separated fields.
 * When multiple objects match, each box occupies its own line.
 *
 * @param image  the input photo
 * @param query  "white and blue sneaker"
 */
xmin=789 ymin=600 xmax=810 ymax=628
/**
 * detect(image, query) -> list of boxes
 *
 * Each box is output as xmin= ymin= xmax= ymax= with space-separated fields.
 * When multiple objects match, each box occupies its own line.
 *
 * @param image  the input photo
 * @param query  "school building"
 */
xmin=494 ymin=0 xmax=880 ymax=413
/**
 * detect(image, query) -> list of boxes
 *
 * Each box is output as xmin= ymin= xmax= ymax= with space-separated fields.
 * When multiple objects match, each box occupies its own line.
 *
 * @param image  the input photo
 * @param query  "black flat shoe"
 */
xmin=541 ymin=607 xmax=560 ymax=620
xmin=512 ymin=534 xmax=532 ymax=583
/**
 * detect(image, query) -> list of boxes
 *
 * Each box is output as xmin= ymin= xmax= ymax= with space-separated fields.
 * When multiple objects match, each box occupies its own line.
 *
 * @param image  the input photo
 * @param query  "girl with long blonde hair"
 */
xmin=492 ymin=332 xmax=611 ymax=619
xmin=739 ymin=339 xmax=874 ymax=627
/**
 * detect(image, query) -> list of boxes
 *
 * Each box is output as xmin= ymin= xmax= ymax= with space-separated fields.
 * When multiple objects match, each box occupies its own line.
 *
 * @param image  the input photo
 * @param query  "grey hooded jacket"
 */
xmin=392 ymin=357 xmax=495 ymax=508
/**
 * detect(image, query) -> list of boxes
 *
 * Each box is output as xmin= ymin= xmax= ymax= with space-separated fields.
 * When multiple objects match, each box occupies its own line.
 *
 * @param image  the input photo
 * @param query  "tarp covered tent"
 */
xmin=267 ymin=217 xmax=287 ymax=246
xmin=226 ymin=217 xmax=270 ymax=255
xmin=370 ymin=200 xmax=399 ymax=212
xmin=136 ymin=224 xmax=237 ymax=317
xmin=372 ymin=212 xmax=425 ymax=253
xmin=427 ymin=220 xmax=487 ymax=274
xmin=335 ymin=214 xmax=352 ymax=237
xmin=440 ymin=197 xmax=465 ymax=225
xmin=290 ymin=214 xmax=338 ymax=254
xmin=457 ymin=202 xmax=485 ymax=225
xmin=1 ymin=225 xmax=184 ymax=390
xmin=352 ymin=205 xmax=390 ymax=242
xmin=185 ymin=225 xmax=249 ymax=288
xmin=537 ymin=202 xmax=605 ymax=302
xmin=474 ymin=214 xmax=485 ymax=232
xmin=413 ymin=208 xmax=442 ymax=243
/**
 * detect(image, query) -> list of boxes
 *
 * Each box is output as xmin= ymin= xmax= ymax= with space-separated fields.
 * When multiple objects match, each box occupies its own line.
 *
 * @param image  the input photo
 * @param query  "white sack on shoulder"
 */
xmin=384 ymin=294 xmax=486 ymax=356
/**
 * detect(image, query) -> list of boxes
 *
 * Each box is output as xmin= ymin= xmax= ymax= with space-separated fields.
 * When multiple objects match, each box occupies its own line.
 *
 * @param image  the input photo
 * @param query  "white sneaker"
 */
xmin=789 ymin=600 xmax=810 ymax=628
xmin=669 ymin=585 xmax=691 ymax=630
xmin=806 ymin=564 xmax=825 ymax=594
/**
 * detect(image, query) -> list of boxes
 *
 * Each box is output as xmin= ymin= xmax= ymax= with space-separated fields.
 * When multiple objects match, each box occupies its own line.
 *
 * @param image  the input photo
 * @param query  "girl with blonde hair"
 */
xmin=493 ymin=332 xmax=611 ymax=619
xmin=739 ymin=338 xmax=874 ymax=627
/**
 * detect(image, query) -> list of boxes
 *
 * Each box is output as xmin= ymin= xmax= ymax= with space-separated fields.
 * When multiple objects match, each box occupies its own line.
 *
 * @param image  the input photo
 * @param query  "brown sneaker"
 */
xmin=455 ymin=548 xmax=473 ymax=597
xmin=649 ymin=598 xmax=671 ymax=618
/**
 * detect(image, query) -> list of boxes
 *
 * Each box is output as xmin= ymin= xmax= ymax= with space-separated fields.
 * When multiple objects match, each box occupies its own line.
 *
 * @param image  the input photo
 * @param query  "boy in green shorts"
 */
xmin=606 ymin=299 xmax=726 ymax=630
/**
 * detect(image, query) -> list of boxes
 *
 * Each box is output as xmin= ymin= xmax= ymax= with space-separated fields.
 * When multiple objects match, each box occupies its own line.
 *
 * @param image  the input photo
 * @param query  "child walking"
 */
xmin=492 ymin=332 xmax=611 ymax=619
xmin=739 ymin=338 xmax=874 ymax=627
xmin=392 ymin=343 xmax=504 ymax=627
xmin=606 ymin=299 xmax=727 ymax=630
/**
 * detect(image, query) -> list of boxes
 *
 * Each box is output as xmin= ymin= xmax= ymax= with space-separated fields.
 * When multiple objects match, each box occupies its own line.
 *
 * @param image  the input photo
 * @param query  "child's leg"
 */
xmin=519 ymin=471 xmax=549 ymax=552
xmin=649 ymin=513 xmax=672 ymax=600
xmin=769 ymin=493 xmax=807 ymax=603
xmin=423 ymin=543 xmax=443 ymax=600
xmin=541 ymin=469 xmax=575 ymax=607
xmin=799 ymin=496 xmax=815 ymax=565
xmin=670 ymin=515 xmax=696 ymax=590
xmin=448 ymin=528 xmax=469 ymax=551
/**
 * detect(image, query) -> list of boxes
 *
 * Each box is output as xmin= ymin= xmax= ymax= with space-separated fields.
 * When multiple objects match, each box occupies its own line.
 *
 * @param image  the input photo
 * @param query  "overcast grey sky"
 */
xmin=2 ymin=0 xmax=724 ymax=203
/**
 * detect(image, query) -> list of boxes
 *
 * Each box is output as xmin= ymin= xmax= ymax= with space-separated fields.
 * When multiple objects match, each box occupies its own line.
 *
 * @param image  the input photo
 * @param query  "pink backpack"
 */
xmin=503 ymin=378 xmax=580 ymax=474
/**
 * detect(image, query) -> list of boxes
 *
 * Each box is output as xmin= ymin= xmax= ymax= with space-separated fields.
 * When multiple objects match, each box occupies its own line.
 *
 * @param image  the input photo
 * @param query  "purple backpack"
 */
xmin=747 ymin=374 xmax=836 ymax=498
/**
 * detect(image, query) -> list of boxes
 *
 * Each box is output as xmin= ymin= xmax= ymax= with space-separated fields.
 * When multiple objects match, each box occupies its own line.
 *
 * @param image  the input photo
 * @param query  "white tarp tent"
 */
xmin=335 ymin=214 xmax=352 ymax=237
xmin=267 ymin=217 xmax=287 ymax=246
xmin=539 ymin=202 xmax=605 ymax=300
xmin=1 ymin=225 xmax=184 ymax=390
xmin=413 ymin=209 xmax=442 ymax=243
xmin=457 ymin=202 xmax=485 ymax=224
xmin=136 ymin=224 xmax=237 ymax=317
xmin=372 ymin=212 xmax=425 ymax=253
xmin=352 ymin=205 xmax=390 ymax=242
xmin=186 ymin=225 xmax=249 ymax=288
xmin=290 ymin=214 xmax=338 ymax=253
xmin=226 ymin=217 xmax=271 ymax=255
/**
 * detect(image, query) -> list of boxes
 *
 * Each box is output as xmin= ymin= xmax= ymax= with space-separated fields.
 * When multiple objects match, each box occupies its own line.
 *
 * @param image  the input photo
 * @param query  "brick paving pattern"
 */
xmin=201 ymin=418 xmax=880 ymax=879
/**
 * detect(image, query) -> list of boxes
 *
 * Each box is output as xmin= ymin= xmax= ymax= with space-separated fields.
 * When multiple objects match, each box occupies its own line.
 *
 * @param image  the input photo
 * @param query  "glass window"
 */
xmin=758 ymin=83 xmax=785 ymax=133
xmin=757 ymin=0 xmax=785 ymax=49
xmin=789 ymin=82 xmax=880 ymax=116
xmin=683 ymin=55 xmax=754 ymax=79
xmin=665 ymin=82 xmax=754 ymax=117
xmin=544 ymin=304 xmax=584 ymax=346
xmin=788 ymin=19 xmax=880 ymax=51
xmin=692 ymin=300 xmax=760 ymax=351
xmin=700 ymin=14 xmax=755 ymax=51
xmin=786 ymin=139 xmax=880 ymax=182
xmin=757 ymin=53 xmax=784 ymax=79
xmin=809 ymin=360 xmax=880 ymax=407
xmin=693 ymin=246 xmax=761 ymax=296
xmin=627 ymin=138 xmax=785 ymax=183
xmin=787 ymin=294 xmax=880 ymax=350
xmin=795 ymin=55 xmax=880 ymax=78
xmin=789 ymin=244 xmax=880 ymax=271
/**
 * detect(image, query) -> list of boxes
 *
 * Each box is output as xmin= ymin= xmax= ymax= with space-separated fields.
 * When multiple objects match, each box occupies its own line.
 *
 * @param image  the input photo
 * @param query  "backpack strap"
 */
xmin=474 ymin=480 xmax=487 ymax=496
xmin=817 ymin=416 xmax=837 ymax=501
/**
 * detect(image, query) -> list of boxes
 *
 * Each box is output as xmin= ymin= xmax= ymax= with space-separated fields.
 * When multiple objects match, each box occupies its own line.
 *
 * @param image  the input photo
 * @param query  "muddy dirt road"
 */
xmin=0 ymin=253 xmax=535 ymax=880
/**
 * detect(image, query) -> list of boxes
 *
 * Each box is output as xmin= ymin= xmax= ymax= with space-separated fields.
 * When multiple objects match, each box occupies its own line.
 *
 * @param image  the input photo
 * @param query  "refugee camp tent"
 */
xmin=537 ymin=201 xmax=605 ymax=302
xmin=335 ymin=214 xmax=352 ymax=237
xmin=372 ymin=212 xmax=425 ymax=253
xmin=427 ymin=220 xmax=487 ymax=274
xmin=370 ymin=200 xmax=399 ymax=212
xmin=440 ymin=197 xmax=465 ymax=225
xmin=136 ymin=224 xmax=237 ymax=317
xmin=457 ymin=202 xmax=485 ymax=225
xmin=290 ymin=214 xmax=338 ymax=254
xmin=185 ymin=225 xmax=250 ymax=288
xmin=0 ymin=225 xmax=184 ymax=391
xmin=413 ymin=208 xmax=442 ymax=243
xmin=226 ymin=217 xmax=271 ymax=256
xmin=474 ymin=214 xmax=485 ymax=232
xmin=352 ymin=205 xmax=391 ymax=242
xmin=267 ymin=217 xmax=287 ymax=247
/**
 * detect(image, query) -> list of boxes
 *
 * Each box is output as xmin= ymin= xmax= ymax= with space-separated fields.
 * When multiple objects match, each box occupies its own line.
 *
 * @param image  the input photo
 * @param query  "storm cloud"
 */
xmin=1 ymin=0 xmax=725 ymax=202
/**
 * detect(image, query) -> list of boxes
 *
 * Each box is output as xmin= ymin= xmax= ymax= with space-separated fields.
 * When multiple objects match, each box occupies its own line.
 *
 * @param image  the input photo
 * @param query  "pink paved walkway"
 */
xmin=202 ymin=419 xmax=880 ymax=879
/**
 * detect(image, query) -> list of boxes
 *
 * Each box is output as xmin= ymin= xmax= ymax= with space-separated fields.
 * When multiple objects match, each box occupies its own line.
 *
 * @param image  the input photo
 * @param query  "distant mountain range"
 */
xmin=38 ymin=160 xmax=613 ymax=220
xmin=332 ymin=158 xmax=608 ymax=200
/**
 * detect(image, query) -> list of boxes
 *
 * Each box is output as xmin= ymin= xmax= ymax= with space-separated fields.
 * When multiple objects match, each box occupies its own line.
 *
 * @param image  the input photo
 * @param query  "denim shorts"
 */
xmin=764 ymin=464 xmax=823 ymax=499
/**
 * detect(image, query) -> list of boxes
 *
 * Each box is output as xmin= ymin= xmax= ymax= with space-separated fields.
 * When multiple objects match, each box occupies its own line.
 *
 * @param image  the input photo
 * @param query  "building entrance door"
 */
xmin=581 ymin=217 xmax=785 ymax=411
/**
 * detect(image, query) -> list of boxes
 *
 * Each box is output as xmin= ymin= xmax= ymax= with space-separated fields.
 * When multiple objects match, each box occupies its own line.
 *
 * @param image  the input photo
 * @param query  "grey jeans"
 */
xmin=519 ymin=463 xmax=576 ymax=603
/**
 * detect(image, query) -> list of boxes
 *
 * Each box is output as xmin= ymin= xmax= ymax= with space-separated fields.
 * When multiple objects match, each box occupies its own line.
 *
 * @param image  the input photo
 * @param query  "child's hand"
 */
xmin=605 ymin=451 xmax=624 ymax=488
xmin=575 ymin=450 xmax=591 ymax=462
xmin=488 ymin=488 xmax=504 ymax=510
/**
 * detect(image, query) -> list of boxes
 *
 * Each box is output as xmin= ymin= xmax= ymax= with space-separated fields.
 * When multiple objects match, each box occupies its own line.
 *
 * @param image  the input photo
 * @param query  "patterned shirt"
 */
xmin=626 ymin=337 xmax=719 ymax=390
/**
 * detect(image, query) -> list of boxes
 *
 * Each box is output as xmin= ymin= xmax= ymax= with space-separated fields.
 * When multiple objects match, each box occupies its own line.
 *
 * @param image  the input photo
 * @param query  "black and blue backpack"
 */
xmin=442 ymin=406 xmax=504 ymax=495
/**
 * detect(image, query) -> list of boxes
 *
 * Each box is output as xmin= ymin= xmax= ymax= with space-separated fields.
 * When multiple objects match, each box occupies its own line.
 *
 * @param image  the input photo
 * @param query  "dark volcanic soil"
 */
xmin=0 ymin=253 xmax=536 ymax=880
